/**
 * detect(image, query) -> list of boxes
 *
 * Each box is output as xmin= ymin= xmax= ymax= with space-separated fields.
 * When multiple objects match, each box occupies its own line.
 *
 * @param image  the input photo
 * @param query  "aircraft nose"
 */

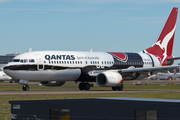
xmin=3 ymin=65 xmax=18 ymax=71
xmin=3 ymin=66 xmax=10 ymax=70
xmin=3 ymin=66 xmax=11 ymax=74
xmin=3 ymin=65 xmax=16 ymax=77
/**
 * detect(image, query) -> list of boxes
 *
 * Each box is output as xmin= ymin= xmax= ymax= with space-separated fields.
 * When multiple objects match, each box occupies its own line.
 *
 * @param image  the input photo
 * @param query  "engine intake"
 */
xmin=96 ymin=71 xmax=123 ymax=87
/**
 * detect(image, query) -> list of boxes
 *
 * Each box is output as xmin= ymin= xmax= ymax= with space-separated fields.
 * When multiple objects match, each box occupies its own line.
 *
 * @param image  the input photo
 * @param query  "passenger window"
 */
xmin=86 ymin=61 xmax=87 ymax=64
xmin=67 ymin=61 xmax=69 ymax=64
xmin=29 ymin=59 xmax=35 ymax=62
xmin=20 ymin=60 xmax=23 ymax=63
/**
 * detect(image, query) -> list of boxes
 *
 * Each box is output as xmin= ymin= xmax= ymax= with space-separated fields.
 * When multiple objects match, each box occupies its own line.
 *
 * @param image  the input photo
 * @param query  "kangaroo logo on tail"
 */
xmin=144 ymin=7 xmax=178 ymax=66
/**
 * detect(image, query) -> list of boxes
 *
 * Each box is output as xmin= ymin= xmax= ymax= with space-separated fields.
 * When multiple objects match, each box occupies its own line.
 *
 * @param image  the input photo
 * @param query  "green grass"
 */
xmin=0 ymin=83 xmax=180 ymax=120
xmin=0 ymin=82 xmax=179 ymax=91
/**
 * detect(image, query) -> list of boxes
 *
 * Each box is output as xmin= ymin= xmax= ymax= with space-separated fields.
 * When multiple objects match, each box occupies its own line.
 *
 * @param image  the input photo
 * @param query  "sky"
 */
xmin=0 ymin=0 xmax=180 ymax=64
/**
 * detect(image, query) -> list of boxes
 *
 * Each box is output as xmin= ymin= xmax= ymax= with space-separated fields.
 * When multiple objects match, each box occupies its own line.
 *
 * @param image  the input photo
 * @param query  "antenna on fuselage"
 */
xmin=90 ymin=49 xmax=93 ymax=52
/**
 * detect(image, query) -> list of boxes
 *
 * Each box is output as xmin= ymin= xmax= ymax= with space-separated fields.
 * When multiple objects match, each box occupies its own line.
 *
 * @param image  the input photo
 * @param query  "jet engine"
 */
xmin=40 ymin=81 xmax=65 ymax=86
xmin=96 ymin=71 xmax=123 ymax=87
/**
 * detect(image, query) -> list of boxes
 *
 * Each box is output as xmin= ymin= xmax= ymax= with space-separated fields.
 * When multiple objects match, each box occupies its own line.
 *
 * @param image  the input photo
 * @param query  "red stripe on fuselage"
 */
xmin=109 ymin=52 xmax=126 ymax=60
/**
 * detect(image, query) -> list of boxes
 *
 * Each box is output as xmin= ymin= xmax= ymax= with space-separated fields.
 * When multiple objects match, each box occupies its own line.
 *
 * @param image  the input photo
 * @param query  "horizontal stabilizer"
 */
xmin=167 ymin=57 xmax=180 ymax=61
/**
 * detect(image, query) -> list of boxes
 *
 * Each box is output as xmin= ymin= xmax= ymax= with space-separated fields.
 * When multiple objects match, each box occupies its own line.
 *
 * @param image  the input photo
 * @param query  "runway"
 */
xmin=0 ymin=90 xmax=180 ymax=95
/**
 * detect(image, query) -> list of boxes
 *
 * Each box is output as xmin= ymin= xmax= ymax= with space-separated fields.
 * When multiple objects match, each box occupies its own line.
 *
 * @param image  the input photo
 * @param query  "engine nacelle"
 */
xmin=96 ymin=71 xmax=123 ymax=87
xmin=40 ymin=81 xmax=65 ymax=86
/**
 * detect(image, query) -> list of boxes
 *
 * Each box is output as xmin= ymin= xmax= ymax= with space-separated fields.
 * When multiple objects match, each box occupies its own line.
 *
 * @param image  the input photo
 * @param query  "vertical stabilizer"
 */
xmin=144 ymin=7 xmax=178 ymax=65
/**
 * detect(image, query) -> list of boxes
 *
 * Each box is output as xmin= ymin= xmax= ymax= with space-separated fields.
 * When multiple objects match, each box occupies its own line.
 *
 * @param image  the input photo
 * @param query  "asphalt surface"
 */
xmin=0 ymin=90 xmax=180 ymax=95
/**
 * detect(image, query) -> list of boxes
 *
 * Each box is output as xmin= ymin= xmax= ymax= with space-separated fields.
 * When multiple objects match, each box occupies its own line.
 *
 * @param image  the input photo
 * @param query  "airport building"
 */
xmin=0 ymin=53 xmax=20 ymax=70
xmin=9 ymin=97 xmax=180 ymax=120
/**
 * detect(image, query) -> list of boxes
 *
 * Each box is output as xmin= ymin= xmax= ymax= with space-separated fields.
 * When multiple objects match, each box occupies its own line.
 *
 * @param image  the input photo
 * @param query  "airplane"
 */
xmin=3 ymin=7 xmax=180 ymax=91
xmin=0 ymin=71 xmax=14 ymax=82
xmin=148 ymin=72 xmax=174 ymax=80
xmin=148 ymin=70 xmax=180 ymax=80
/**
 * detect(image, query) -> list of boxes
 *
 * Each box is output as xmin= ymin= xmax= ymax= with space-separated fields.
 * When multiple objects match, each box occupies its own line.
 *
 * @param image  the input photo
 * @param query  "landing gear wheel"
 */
xmin=112 ymin=84 xmax=123 ymax=91
xmin=84 ymin=83 xmax=90 ymax=90
xmin=79 ymin=83 xmax=91 ymax=90
xmin=22 ymin=85 xmax=29 ymax=91
xmin=117 ymin=84 xmax=123 ymax=91
xmin=79 ymin=83 xmax=85 ymax=90
xmin=112 ymin=87 xmax=118 ymax=91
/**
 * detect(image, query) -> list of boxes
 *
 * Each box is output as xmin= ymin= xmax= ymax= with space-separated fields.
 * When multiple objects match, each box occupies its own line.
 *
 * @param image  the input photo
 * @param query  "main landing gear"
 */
xmin=79 ymin=83 xmax=90 ymax=90
xmin=112 ymin=84 xmax=123 ymax=91
xmin=22 ymin=85 xmax=29 ymax=91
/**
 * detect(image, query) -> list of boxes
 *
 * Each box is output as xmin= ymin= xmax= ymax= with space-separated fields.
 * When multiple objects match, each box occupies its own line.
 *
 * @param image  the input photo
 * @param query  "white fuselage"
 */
xmin=3 ymin=51 xmax=162 ymax=82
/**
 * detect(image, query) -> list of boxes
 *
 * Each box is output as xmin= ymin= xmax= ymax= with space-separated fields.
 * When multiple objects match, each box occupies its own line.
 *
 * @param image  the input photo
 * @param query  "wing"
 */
xmin=88 ymin=65 xmax=180 ymax=77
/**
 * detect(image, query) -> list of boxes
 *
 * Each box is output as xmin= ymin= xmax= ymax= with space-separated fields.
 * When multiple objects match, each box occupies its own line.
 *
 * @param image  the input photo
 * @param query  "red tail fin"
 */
xmin=145 ymin=7 xmax=178 ymax=65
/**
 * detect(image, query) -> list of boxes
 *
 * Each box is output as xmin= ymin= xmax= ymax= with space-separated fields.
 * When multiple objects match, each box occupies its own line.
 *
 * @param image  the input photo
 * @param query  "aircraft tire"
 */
xmin=22 ymin=86 xmax=25 ymax=91
xmin=117 ymin=84 xmax=123 ymax=91
xmin=84 ymin=83 xmax=90 ymax=90
xmin=22 ymin=85 xmax=29 ymax=91
xmin=79 ymin=83 xmax=85 ymax=90
xmin=112 ymin=87 xmax=118 ymax=91
xmin=25 ymin=85 xmax=29 ymax=91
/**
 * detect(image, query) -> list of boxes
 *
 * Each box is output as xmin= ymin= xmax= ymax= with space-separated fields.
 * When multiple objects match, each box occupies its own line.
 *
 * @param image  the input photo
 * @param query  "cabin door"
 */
xmin=35 ymin=54 xmax=44 ymax=70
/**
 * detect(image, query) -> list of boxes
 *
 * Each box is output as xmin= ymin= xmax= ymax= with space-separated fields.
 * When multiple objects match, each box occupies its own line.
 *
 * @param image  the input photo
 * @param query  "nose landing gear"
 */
xmin=22 ymin=85 xmax=29 ymax=91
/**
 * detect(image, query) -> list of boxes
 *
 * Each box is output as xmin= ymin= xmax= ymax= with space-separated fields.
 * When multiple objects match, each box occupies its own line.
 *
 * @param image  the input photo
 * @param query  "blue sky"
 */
xmin=0 ymin=0 xmax=180 ymax=64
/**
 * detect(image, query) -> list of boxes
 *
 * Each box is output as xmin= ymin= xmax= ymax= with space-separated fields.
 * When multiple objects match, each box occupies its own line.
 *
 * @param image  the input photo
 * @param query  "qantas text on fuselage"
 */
xmin=3 ymin=7 xmax=180 ymax=91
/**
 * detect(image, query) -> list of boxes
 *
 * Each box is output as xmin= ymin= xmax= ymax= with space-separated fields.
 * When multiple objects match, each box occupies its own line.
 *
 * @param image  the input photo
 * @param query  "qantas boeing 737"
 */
xmin=3 ymin=7 xmax=180 ymax=91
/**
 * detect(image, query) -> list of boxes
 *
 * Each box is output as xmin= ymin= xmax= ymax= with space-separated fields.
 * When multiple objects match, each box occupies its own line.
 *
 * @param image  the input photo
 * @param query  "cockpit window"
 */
xmin=20 ymin=60 xmax=23 ymax=63
xmin=13 ymin=59 xmax=20 ymax=62
xmin=29 ymin=59 xmax=35 ymax=62
xmin=11 ymin=59 xmax=34 ymax=63
xmin=20 ymin=59 xmax=30 ymax=63
xmin=24 ymin=59 xmax=28 ymax=63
